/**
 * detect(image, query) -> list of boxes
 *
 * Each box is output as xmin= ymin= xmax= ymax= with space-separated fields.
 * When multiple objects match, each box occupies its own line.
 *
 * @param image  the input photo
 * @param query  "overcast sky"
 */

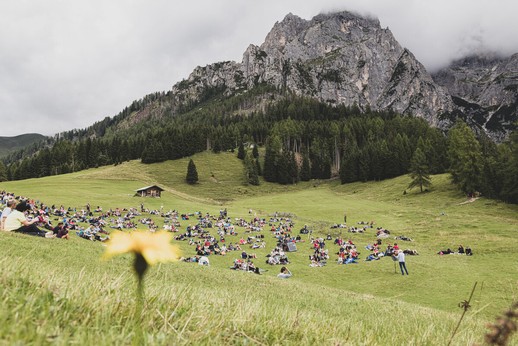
xmin=2 ymin=0 xmax=517 ymax=137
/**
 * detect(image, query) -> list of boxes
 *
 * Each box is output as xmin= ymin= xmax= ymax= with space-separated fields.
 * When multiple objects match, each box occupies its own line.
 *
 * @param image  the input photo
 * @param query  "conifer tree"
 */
xmin=255 ymin=158 xmax=262 ymax=176
xmin=263 ymin=135 xmax=281 ymax=182
xmin=244 ymin=153 xmax=259 ymax=185
xmin=0 ymin=161 xmax=7 ymax=182
xmin=276 ymin=150 xmax=298 ymax=185
xmin=155 ymin=143 xmax=167 ymax=163
xmin=186 ymin=159 xmax=199 ymax=184
xmin=447 ymin=121 xmax=483 ymax=195
xmin=339 ymin=146 xmax=359 ymax=184
xmin=252 ymin=143 xmax=259 ymax=159
xmin=212 ymin=139 xmax=222 ymax=154
xmin=141 ymin=144 xmax=156 ymax=164
xmin=300 ymin=150 xmax=311 ymax=181
xmin=6 ymin=163 xmax=14 ymax=181
xmin=237 ymin=142 xmax=246 ymax=160
xmin=287 ymin=150 xmax=299 ymax=184
xmin=408 ymin=147 xmax=432 ymax=192
xmin=358 ymin=148 xmax=370 ymax=182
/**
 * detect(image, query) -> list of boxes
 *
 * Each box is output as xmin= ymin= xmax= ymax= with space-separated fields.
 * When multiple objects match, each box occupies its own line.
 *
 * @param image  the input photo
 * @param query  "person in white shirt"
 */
xmin=396 ymin=250 xmax=409 ymax=275
xmin=1 ymin=199 xmax=16 ymax=230
xmin=198 ymin=256 xmax=210 ymax=266
xmin=277 ymin=266 xmax=292 ymax=279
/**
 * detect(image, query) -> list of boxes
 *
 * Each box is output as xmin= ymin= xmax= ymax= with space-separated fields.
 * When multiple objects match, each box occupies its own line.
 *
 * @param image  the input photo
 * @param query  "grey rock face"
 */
xmin=433 ymin=53 xmax=518 ymax=141
xmin=171 ymin=10 xmax=515 ymax=140
xmin=243 ymin=11 xmax=454 ymax=124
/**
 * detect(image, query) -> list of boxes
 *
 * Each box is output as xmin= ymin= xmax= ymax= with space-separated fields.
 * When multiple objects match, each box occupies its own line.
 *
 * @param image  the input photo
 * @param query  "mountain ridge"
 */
xmin=0 ymin=133 xmax=47 ymax=159
xmin=432 ymin=52 xmax=518 ymax=141
xmin=169 ymin=11 xmax=456 ymax=132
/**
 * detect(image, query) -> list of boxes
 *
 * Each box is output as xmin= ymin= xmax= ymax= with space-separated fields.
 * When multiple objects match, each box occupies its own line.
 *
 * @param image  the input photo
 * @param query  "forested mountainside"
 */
xmin=2 ymin=11 xmax=517 ymax=202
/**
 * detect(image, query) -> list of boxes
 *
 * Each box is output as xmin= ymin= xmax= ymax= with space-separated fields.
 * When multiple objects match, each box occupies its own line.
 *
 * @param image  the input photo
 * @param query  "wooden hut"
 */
xmin=135 ymin=185 xmax=164 ymax=197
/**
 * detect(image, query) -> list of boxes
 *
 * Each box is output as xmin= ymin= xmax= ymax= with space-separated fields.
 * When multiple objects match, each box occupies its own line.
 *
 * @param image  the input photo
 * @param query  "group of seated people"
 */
xmin=266 ymin=246 xmax=290 ymax=265
xmin=375 ymin=228 xmax=391 ymax=238
xmin=179 ymin=221 xmax=251 ymax=256
xmin=51 ymin=222 xmax=70 ymax=239
xmin=336 ymin=239 xmax=360 ymax=264
xmin=235 ymin=215 xmax=267 ymax=232
xmin=309 ymin=248 xmax=329 ymax=267
xmin=0 ymin=192 xmax=175 ymax=242
xmin=192 ymin=237 xmax=224 ymax=256
xmin=173 ymin=212 xmax=298 ymax=272
xmin=362 ymin=238 xmax=419 ymax=261
xmin=230 ymin=258 xmax=262 ymax=274
xmin=1 ymin=200 xmax=51 ymax=237
xmin=307 ymin=236 xmax=330 ymax=266
xmin=438 ymin=245 xmax=473 ymax=255
xmin=276 ymin=233 xmax=302 ymax=251
xmin=76 ymin=224 xmax=110 ymax=242
xmin=312 ymin=237 xmax=327 ymax=250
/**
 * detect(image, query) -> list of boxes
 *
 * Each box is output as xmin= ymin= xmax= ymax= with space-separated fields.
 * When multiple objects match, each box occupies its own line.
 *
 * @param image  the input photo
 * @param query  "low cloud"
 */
xmin=1 ymin=0 xmax=517 ymax=136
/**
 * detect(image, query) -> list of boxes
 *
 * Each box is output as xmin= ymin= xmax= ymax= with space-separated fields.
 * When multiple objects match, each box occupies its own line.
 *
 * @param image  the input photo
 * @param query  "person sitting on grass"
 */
xmin=309 ymin=254 xmax=326 ymax=267
xmin=277 ymin=266 xmax=292 ymax=279
xmin=4 ymin=201 xmax=48 ymax=237
xmin=365 ymin=252 xmax=380 ymax=261
xmin=53 ymin=222 xmax=70 ymax=240
xmin=437 ymin=248 xmax=453 ymax=255
xmin=198 ymin=256 xmax=210 ymax=266
xmin=246 ymin=260 xmax=261 ymax=274
xmin=1 ymin=199 xmax=16 ymax=230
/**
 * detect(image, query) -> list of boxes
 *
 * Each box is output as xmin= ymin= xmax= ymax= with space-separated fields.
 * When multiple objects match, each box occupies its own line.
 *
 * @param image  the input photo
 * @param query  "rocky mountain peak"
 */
xmin=170 ymin=10 xmax=515 ymax=141
xmin=242 ymin=10 xmax=454 ymax=124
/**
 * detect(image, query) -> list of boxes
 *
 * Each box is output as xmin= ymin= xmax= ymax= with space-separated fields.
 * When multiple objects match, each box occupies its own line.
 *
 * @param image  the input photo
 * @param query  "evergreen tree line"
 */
xmin=2 ymin=94 xmax=517 ymax=204
xmin=3 ymin=95 xmax=349 ymax=179
xmin=259 ymin=116 xmax=518 ymax=204
xmin=260 ymin=115 xmax=447 ymax=185
xmin=446 ymin=121 xmax=518 ymax=203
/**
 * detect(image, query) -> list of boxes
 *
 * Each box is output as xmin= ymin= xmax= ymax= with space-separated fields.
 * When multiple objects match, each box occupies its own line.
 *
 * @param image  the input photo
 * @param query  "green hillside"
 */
xmin=0 ymin=133 xmax=46 ymax=158
xmin=1 ymin=152 xmax=517 ymax=345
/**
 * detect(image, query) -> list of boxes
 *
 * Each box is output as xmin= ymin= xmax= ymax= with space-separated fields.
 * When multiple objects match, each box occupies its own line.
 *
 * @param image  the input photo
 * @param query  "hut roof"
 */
xmin=135 ymin=185 xmax=164 ymax=192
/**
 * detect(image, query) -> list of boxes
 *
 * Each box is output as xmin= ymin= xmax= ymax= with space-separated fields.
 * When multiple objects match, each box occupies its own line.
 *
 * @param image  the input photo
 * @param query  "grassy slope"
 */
xmin=1 ymin=152 xmax=517 ymax=345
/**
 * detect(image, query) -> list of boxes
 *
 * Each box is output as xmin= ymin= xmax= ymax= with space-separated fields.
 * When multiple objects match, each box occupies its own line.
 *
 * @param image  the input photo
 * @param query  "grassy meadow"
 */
xmin=1 ymin=151 xmax=517 ymax=345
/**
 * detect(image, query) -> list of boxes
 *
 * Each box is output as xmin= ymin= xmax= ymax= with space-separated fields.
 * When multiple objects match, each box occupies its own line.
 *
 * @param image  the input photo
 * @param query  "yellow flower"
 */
xmin=103 ymin=231 xmax=181 ymax=265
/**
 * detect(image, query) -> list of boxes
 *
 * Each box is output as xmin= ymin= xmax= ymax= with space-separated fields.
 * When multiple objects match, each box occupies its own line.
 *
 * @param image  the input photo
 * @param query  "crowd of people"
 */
xmin=0 ymin=191 xmax=164 ymax=242
xmin=1 ymin=190 xmax=476 ymax=281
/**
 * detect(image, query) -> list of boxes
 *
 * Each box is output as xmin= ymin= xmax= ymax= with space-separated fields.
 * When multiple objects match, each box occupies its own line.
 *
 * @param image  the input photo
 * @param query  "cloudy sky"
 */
xmin=2 ymin=0 xmax=517 ymax=137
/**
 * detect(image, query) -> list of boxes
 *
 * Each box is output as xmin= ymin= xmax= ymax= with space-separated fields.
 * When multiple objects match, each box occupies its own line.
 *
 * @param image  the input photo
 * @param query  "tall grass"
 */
xmin=0 ymin=233 xmax=486 ymax=345
xmin=1 ymin=154 xmax=517 ymax=345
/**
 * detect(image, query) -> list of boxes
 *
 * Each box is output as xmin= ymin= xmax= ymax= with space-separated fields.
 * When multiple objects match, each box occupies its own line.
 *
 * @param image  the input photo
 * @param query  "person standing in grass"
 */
xmin=396 ymin=250 xmax=409 ymax=275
